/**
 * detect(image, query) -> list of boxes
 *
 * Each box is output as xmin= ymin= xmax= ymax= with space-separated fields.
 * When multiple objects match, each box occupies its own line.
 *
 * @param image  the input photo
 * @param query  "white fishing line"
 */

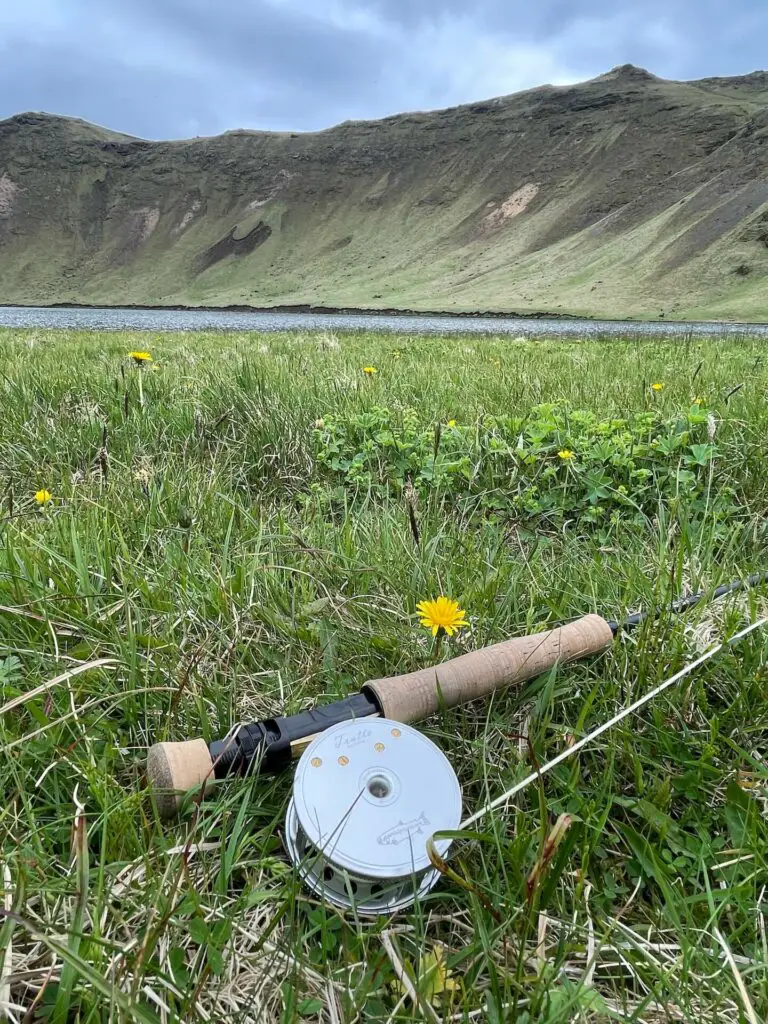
xmin=461 ymin=617 xmax=768 ymax=831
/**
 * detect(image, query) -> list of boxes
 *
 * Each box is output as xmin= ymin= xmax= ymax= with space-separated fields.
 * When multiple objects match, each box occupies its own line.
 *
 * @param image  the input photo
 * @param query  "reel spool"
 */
xmin=285 ymin=717 xmax=461 ymax=915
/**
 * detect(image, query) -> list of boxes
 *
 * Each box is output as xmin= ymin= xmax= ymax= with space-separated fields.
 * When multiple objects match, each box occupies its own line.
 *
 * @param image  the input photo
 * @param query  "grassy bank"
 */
xmin=1 ymin=327 xmax=768 ymax=1022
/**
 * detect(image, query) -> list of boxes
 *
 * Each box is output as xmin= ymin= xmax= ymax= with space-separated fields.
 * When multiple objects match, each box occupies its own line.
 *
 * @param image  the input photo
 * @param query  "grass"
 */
xmin=1 ymin=326 xmax=768 ymax=1022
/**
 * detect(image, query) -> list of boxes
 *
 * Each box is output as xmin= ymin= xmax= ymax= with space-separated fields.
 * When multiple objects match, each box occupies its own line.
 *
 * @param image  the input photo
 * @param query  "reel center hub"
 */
xmin=367 ymin=775 xmax=391 ymax=799
xmin=358 ymin=764 xmax=401 ymax=808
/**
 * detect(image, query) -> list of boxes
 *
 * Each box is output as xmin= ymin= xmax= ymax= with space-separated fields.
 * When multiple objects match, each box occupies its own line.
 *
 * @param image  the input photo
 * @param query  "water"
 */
xmin=0 ymin=304 xmax=766 ymax=336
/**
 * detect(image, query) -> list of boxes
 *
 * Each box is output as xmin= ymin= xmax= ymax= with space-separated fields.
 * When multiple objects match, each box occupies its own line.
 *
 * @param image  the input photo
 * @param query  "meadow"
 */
xmin=1 ymin=326 xmax=768 ymax=1023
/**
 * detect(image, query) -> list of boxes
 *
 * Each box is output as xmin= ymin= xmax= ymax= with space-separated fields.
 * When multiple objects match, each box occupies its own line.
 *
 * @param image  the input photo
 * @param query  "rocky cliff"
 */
xmin=1 ymin=65 xmax=767 ymax=319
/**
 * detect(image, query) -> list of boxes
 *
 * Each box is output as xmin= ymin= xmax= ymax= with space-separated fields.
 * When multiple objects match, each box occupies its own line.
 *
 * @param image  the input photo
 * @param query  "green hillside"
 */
xmin=1 ymin=64 xmax=768 ymax=319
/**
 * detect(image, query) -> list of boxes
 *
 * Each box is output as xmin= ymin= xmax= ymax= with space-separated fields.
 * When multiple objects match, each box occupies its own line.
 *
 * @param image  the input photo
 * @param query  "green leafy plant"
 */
xmin=312 ymin=401 xmax=729 ymax=530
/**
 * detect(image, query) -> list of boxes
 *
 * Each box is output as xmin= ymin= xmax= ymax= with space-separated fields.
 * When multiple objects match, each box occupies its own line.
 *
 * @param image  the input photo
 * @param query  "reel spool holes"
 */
xmin=285 ymin=718 xmax=462 ymax=914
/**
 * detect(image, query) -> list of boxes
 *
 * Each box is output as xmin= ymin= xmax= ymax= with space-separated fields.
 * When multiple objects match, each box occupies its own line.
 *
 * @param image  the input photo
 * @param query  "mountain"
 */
xmin=1 ymin=65 xmax=767 ymax=320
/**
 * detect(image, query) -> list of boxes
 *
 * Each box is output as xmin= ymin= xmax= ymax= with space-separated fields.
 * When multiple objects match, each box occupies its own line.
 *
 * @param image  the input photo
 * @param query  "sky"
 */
xmin=0 ymin=0 xmax=766 ymax=139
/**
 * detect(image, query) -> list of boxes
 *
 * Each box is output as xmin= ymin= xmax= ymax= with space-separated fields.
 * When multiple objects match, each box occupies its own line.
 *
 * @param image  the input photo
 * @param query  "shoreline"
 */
xmin=0 ymin=300 xmax=586 ymax=320
xmin=0 ymin=300 xmax=764 ymax=328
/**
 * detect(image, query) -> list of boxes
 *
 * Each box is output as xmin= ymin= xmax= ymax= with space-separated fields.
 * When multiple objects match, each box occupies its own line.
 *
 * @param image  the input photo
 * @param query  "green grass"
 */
xmin=1 ymin=326 xmax=768 ymax=1022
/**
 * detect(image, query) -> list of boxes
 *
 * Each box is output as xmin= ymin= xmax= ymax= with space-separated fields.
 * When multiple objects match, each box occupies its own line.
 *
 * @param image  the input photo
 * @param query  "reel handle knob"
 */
xmin=146 ymin=739 xmax=213 ymax=819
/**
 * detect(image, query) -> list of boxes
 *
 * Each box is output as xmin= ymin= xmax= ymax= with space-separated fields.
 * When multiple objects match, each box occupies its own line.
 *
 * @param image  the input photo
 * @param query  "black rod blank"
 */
xmin=607 ymin=571 xmax=768 ymax=635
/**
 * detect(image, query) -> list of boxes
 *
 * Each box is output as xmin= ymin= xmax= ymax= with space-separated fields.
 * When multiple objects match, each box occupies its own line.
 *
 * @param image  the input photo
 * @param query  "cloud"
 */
xmin=0 ymin=0 xmax=765 ymax=139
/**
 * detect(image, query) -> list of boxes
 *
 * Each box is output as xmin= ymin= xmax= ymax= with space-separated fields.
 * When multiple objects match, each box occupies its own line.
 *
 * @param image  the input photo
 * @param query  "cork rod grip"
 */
xmin=362 ymin=613 xmax=614 ymax=722
xmin=146 ymin=739 xmax=214 ymax=819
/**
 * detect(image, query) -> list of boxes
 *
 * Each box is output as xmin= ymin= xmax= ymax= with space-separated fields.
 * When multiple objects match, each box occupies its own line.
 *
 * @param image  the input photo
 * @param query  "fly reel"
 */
xmin=285 ymin=717 xmax=462 ymax=915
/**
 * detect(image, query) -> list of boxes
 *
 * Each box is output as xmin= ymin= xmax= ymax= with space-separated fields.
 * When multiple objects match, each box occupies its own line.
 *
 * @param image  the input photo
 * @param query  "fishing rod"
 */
xmin=147 ymin=571 xmax=768 ymax=820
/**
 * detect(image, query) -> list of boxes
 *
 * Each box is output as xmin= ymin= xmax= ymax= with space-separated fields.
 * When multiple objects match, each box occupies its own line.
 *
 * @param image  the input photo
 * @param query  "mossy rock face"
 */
xmin=1 ymin=69 xmax=768 ymax=319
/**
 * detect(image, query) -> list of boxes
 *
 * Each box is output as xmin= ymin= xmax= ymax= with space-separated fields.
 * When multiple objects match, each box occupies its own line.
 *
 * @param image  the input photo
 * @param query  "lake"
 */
xmin=1 ymin=305 xmax=767 ymax=336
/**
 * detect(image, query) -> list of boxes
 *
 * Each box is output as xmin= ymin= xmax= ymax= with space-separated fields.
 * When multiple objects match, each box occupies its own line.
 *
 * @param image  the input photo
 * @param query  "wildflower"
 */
xmin=393 ymin=942 xmax=458 ymax=1004
xmin=35 ymin=489 xmax=53 ymax=505
xmin=362 ymin=366 xmax=377 ymax=376
xmin=314 ymin=418 xmax=325 ymax=430
xmin=692 ymin=397 xmax=704 ymax=406
xmin=417 ymin=596 xmax=469 ymax=637
xmin=558 ymin=449 xmax=575 ymax=461
xmin=129 ymin=351 xmax=152 ymax=364
xmin=447 ymin=419 xmax=457 ymax=428
xmin=133 ymin=461 xmax=152 ymax=485
xmin=651 ymin=382 xmax=664 ymax=391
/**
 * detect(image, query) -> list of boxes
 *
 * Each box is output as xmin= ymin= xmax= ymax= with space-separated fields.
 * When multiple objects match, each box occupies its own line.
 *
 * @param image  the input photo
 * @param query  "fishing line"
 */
xmin=461 ymin=616 xmax=768 ymax=830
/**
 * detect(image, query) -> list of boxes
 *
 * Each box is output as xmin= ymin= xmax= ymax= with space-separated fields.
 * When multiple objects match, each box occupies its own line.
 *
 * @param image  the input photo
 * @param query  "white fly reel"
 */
xmin=285 ymin=717 xmax=462 ymax=915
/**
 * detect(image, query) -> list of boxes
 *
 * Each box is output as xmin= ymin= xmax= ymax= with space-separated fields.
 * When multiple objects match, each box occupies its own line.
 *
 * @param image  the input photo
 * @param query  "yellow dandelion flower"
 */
xmin=417 ymin=596 xmax=469 ymax=637
xmin=129 ymin=351 xmax=153 ymax=364
xmin=651 ymin=382 xmax=664 ymax=391
xmin=362 ymin=366 xmax=378 ymax=376
xmin=558 ymin=449 xmax=575 ymax=461
xmin=692 ymin=396 xmax=704 ymax=406
xmin=447 ymin=419 xmax=457 ymax=428
xmin=35 ymin=489 xmax=53 ymax=505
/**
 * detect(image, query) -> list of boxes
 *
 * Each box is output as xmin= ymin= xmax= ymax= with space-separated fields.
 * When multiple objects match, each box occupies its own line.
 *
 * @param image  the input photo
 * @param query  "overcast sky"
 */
xmin=1 ymin=0 xmax=766 ymax=139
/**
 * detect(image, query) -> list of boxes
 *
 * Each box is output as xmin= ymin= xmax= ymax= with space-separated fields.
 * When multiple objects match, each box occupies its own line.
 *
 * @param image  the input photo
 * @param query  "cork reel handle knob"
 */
xmin=146 ymin=739 xmax=214 ymax=819
xmin=362 ymin=614 xmax=615 ymax=723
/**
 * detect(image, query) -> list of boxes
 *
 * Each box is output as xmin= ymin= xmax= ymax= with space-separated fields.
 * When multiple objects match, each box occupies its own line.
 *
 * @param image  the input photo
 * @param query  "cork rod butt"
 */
xmin=147 ymin=739 xmax=214 ymax=818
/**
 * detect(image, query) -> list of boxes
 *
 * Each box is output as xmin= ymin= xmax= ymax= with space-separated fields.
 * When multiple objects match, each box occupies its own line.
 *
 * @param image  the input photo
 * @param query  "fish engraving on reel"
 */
xmin=377 ymin=812 xmax=430 ymax=846
xmin=285 ymin=718 xmax=462 ymax=915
